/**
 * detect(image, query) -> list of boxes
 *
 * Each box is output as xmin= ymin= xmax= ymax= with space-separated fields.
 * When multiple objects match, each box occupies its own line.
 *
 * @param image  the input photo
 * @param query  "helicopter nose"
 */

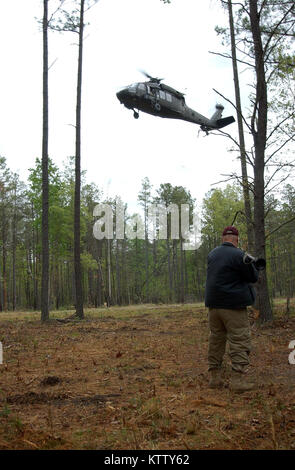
xmin=116 ymin=89 xmax=128 ymax=102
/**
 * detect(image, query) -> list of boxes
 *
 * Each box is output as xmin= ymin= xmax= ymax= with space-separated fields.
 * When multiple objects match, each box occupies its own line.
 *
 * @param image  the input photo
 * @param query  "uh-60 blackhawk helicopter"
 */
xmin=116 ymin=71 xmax=235 ymax=134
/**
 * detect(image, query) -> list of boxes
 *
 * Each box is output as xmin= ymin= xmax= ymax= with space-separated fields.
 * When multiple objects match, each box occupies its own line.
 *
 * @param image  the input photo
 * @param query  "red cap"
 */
xmin=222 ymin=226 xmax=239 ymax=236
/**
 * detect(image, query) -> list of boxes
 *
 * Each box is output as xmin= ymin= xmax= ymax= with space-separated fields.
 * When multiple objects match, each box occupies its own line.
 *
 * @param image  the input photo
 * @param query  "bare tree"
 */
xmin=248 ymin=0 xmax=272 ymax=322
xmin=41 ymin=0 xmax=49 ymax=322
xmin=227 ymin=0 xmax=254 ymax=253
xmin=212 ymin=0 xmax=295 ymax=322
xmin=74 ymin=0 xmax=85 ymax=319
xmin=49 ymin=0 xmax=99 ymax=318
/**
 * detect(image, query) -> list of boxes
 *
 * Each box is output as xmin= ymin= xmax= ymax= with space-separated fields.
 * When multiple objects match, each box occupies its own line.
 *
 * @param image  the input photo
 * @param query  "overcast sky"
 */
xmin=0 ymin=0 xmax=246 ymax=214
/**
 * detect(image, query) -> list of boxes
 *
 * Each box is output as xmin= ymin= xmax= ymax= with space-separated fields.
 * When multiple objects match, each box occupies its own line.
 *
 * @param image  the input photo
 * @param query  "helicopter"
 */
xmin=116 ymin=71 xmax=235 ymax=134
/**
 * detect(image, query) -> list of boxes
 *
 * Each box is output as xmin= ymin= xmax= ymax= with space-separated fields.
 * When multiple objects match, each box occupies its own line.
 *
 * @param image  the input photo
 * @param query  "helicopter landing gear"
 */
xmin=200 ymin=125 xmax=210 ymax=136
xmin=154 ymin=102 xmax=161 ymax=112
xmin=133 ymin=110 xmax=139 ymax=119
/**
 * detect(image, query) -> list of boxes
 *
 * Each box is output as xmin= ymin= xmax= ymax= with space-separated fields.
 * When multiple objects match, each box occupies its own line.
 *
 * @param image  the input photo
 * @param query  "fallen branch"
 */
xmin=22 ymin=438 xmax=40 ymax=449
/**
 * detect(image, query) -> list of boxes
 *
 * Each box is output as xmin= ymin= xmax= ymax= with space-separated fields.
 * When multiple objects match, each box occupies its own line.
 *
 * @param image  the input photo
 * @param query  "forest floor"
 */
xmin=0 ymin=301 xmax=295 ymax=450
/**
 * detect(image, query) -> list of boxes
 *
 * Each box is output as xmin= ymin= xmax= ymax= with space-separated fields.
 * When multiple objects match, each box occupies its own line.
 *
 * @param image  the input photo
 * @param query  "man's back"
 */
xmin=205 ymin=242 xmax=258 ymax=309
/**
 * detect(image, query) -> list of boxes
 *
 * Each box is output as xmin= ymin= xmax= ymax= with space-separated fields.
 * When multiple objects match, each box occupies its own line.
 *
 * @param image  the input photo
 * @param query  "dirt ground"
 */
xmin=0 ymin=303 xmax=295 ymax=450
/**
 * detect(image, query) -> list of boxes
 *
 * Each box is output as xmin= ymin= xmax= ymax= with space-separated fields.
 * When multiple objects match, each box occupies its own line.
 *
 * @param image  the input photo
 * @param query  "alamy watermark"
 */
xmin=289 ymin=340 xmax=295 ymax=365
xmin=93 ymin=202 xmax=202 ymax=250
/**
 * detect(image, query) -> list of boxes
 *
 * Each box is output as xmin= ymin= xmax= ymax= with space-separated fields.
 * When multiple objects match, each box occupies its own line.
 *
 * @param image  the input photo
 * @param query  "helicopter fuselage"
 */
xmin=116 ymin=81 xmax=235 ymax=133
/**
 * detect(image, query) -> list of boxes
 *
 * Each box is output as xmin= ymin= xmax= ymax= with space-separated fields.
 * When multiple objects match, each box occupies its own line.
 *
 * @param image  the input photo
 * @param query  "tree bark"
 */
xmin=41 ymin=0 xmax=49 ymax=322
xmin=74 ymin=0 xmax=85 ymax=318
xmin=116 ymin=239 xmax=121 ymax=305
xmin=166 ymin=238 xmax=173 ymax=301
xmin=107 ymin=239 xmax=112 ymax=306
xmin=249 ymin=0 xmax=272 ymax=322
xmin=180 ymin=238 xmax=184 ymax=303
xmin=12 ymin=196 xmax=17 ymax=311
xmin=227 ymin=0 xmax=254 ymax=252
xmin=1 ymin=199 xmax=7 ymax=311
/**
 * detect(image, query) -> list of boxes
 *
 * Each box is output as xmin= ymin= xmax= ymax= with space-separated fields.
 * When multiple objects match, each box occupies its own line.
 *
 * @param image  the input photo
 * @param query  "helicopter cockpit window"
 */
xmin=159 ymin=90 xmax=172 ymax=102
xmin=147 ymin=85 xmax=156 ymax=95
xmin=128 ymin=83 xmax=137 ymax=93
xmin=138 ymin=83 xmax=146 ymax=91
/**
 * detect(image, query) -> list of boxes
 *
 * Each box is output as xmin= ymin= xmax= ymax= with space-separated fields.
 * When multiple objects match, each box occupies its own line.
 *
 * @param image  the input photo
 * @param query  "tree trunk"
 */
xmin=227 ymin=0 xmax=254 ymax=252
xmin=2 ymin=206 xmax=7 ymax=311
xmin=12 ymin=203 xmax=17 ymax=311
xmin=135 ymin=238 xmax=139 ymax=302
xmin=184 ymin=249 xmax=188 ymax=300
xmin=166 ymin=238 xmax=173 ymax=301
xmin=107 ymin=239 xmax=112 ymax=306
xmin=41 ymin=0 xmax=50 ymax=322
xmin=249 ymin=0 xmax=272 ymax=323
xmin=74 ymin=0 xmax=85 ymax=319
xmin=122 ymin=238 xmax=128 ymax=304
xmin=152 ymin=238 xmax=158 ymax=302
xmin=180 ymin=239 xmax=184 ymax=303
xmin=173 ymin=240 xmax=179 ymax=302
xmin=31 ymin=204 xmax=38 ymax=310
xmin=144 ymin=209 xmax=149 ymax=302
xmin=116 ymin=239 xmax=121 ymax=305
xmin=97 ymin=240 xmax=103 ymax=306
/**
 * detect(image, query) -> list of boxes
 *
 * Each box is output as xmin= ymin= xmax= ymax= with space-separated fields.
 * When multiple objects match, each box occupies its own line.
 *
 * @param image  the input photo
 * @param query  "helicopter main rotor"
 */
xmin=139 ymin=69 xmax=164 ymax=84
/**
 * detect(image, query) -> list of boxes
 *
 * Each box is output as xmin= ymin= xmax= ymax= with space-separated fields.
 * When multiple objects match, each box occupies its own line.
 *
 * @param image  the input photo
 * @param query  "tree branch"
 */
xmin=264 ymin=174 xmax=291 ymax=196
xmin=48 ymin=0 xmax=66 ymax=26
xmin=209 ymin=50 xmax=254 ymax=68
xmin=263 ymin=4 xmax=295 ymax=56
xmin=266 ymin=215 xmax=295 ymax=239
xmin=264 ymin=162 xmax=294 ymax=190
xmin=210 ymin=128 xmax=240 ymax=147
xmin=266 ymin=112 xmax=295 ymax=142
xmin=265 ymin=133 xmax=295 ymax=163
xmin=220 ymin=0 xmax=250 ymax=16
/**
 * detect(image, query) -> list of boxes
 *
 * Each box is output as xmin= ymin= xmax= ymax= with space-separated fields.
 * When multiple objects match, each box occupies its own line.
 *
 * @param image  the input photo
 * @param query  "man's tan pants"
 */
xmin=208 ymin=308 xmax=251 ymax=373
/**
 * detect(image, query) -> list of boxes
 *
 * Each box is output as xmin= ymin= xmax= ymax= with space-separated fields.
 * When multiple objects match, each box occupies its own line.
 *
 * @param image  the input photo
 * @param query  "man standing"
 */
xmin=205 ymin=226 xmax=259 ymax=392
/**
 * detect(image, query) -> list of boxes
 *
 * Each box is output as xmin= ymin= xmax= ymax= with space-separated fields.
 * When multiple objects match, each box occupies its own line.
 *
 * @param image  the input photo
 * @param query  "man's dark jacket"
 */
xmin=205 ymin=242 xmax=259 ymax=309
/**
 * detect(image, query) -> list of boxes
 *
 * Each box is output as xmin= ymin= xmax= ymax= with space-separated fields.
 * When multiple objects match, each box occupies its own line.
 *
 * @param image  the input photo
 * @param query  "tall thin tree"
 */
xmin=227 ymin=0 xmax=254 ymax=253
xmin=138 ymin=177 xmax=152 ymax=302
xmin=249 ymin=0 xmax=272 ymax=322
xmin=74 ymin=0 xmax=85 ymax=319
xmin=41 ymin=0 xmax=49 ymax=322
